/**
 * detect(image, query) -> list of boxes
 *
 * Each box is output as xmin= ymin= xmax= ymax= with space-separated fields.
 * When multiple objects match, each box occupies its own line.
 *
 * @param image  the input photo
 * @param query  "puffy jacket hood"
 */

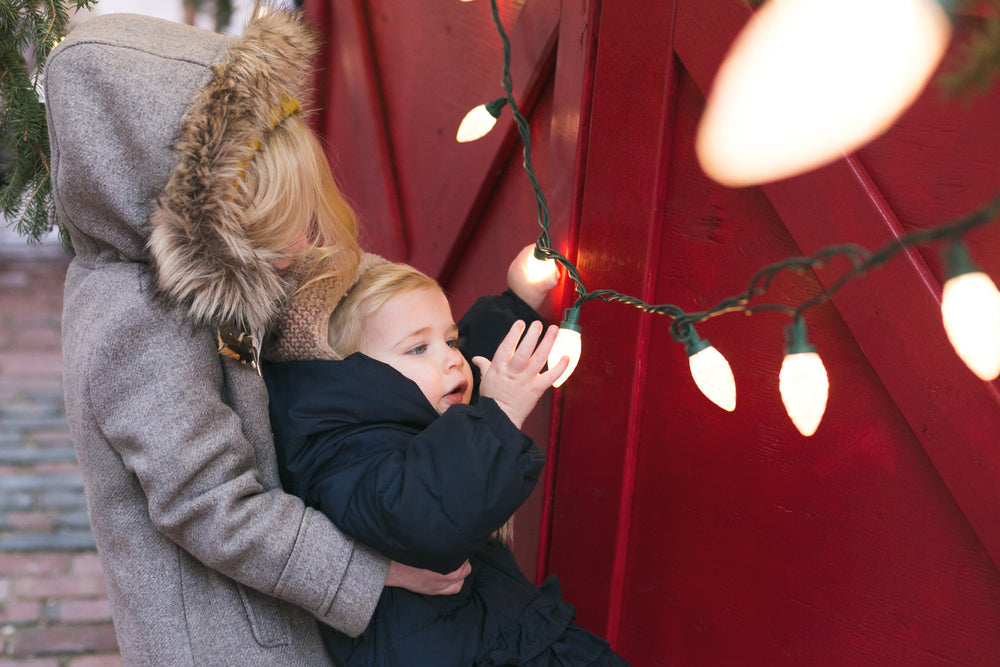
xmin=46 ymin=11 xmax=319 ymax=337
xmin=265 ymin=355 xmax=440 ymax=446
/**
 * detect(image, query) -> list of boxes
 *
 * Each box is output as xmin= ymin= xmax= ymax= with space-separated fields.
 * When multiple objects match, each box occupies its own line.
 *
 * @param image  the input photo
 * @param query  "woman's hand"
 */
xmin=385 ymin=559 xmax=471 ymax=596
xmin=473 ymin=320 xmax=569 ymax=429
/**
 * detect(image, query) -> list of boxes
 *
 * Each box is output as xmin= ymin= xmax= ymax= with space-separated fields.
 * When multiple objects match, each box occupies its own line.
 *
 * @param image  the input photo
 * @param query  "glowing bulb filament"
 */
xmin=688 ymin=344 xmax=736 ymax=412
xmin=779 ymin=352 xmax=829 ymax=437
xmin=695 ymin=0 xmax=951 ymax=186
xmin=548 ymin=309 xmax=582 ymax=388
xmin=942 ymin=272 xmax=1000 ymax=381
xmin=457 ymin=105 xmax=496 ymax=142
xmin=456 ymin=98 xmax=507 ymax=143
xmin=779 ymin=319 xmax=828 ymax=437
xmin=523 ymin=252 xmax=559 ymax=285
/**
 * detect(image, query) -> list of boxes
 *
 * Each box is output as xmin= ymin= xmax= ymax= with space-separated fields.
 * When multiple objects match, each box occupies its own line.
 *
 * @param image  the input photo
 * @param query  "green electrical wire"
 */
xmin=485 ymin=0 xmax=1000 ymax=351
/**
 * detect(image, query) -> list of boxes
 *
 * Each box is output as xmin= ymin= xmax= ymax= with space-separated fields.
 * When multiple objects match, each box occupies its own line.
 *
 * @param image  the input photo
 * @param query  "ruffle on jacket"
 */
xmin=481 ymin=574 xmax=622 ymax=667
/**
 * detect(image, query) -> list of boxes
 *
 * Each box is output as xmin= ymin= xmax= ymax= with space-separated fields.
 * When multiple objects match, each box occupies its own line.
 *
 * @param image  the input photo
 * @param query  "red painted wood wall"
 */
xmin=304 ymin=1 xmax=1000 ymax=664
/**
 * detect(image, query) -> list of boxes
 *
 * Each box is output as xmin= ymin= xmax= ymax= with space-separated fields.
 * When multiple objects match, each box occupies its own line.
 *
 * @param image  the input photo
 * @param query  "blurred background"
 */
xmin=0 ymin=3 xmax=299 ymax=665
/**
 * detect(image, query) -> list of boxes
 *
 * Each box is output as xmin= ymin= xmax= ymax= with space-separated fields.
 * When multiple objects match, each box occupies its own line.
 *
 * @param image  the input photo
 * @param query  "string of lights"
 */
xmin=459 ymin=0 xmax=1000 ymax=436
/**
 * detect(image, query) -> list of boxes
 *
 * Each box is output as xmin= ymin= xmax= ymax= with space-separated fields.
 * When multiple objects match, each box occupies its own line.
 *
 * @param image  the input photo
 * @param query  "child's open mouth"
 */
xmin=444 ymin=380 xmax=469 ymax=402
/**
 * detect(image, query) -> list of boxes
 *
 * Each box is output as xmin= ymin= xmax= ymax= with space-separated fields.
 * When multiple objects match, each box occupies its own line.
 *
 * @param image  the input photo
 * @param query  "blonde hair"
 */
xmin=240 ymin=114 xmax=361 ymax=282
xmin=328 ymin=261 xmax=515 ymax=544
xmin=327 ymin=262 xmax=440 ymax=357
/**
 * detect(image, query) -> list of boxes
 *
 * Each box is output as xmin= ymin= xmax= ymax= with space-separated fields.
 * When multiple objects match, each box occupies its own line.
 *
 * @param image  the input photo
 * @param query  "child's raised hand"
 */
xmin=472 ymin=320 xmax=570 ymax=429
xmin=507 ymin=244 xmax=559 ymax=311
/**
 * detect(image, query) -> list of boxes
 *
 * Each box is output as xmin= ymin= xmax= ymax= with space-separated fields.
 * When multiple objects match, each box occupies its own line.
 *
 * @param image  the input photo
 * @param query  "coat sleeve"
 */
xmin=458 ymin=289 xmax=542 ymax=363
xmin=300 ymin=398 xmax=545 ymax=574
xmin=85 ymin=301 xmax=387 ymax=637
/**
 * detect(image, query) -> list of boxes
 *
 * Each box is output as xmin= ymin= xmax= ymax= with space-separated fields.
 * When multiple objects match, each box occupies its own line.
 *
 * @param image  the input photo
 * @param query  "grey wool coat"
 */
xmin=45 ymin=12 xmax=388 ymax=666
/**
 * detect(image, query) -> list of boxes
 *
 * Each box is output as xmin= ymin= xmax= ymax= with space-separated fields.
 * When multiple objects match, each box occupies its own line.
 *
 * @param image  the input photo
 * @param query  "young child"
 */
xmin=262 ymin=252 xmax=630 ymax=665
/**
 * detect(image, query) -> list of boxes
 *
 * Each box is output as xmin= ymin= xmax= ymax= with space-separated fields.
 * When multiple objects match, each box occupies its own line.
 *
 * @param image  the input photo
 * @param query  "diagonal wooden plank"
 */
xmin=674 ymin=0 xmax=1000 ymax=567
xmin=410 ymin=0 xmax=561 ymax=281
xmin=310 ymin=0 xmax=408 ymax=260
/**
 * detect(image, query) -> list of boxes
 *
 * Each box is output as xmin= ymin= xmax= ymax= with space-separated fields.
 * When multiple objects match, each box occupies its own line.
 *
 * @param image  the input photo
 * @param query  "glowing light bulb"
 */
xmin=696 ymin=0 xmax=952 ymax=187
xmin=548 ymin=308 xmax=582 ymax=388
xmin=685 ymin=333 xmax=736 ymax=411
xmin=940 ymin=242 xmax=1000 ymax=381
xmin=523 ymin=248 xmax=559 ymax=285
xmin=779 ymin=319 xmax=828 ymax=437
xmin=456 ymin=97 xmax=507 ymax=143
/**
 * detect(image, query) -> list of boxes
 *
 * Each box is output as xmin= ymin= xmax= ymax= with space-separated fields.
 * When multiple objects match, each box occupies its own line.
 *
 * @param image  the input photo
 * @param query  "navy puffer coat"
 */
xmin=263 ymin=294 xmax=623 ymax=665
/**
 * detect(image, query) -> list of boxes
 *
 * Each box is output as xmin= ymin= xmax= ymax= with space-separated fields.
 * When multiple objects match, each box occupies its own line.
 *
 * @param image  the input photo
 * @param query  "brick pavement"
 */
xmin=0 ymin=241 xmax=121 ymax=666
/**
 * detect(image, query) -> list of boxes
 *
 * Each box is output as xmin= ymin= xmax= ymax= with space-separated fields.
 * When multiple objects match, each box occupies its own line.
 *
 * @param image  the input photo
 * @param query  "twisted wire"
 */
xmin=486 ymin=0 xmax=1000 ymax=346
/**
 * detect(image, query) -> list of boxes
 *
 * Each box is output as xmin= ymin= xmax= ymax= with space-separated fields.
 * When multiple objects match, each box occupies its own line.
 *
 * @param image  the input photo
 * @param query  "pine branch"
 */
xmin=0 ymin=0 xmax=97 ymax=244
xmin=940 ymin=6 xmax=1000 ymax=98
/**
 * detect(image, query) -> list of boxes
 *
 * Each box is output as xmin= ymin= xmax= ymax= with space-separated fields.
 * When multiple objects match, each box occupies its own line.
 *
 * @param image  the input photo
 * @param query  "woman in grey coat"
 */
xmin=45 ymin=9 xmax=466 ymax=665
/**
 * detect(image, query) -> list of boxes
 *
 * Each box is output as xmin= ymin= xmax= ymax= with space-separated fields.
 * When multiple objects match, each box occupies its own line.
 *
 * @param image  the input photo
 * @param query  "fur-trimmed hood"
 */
xmin=46 ymin=10 xmax=319 ymax=337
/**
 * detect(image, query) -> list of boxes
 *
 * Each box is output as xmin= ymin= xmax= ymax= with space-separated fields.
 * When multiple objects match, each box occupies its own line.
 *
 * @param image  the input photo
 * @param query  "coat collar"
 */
xmin=263 ymin=353 xmax=442 ymax=442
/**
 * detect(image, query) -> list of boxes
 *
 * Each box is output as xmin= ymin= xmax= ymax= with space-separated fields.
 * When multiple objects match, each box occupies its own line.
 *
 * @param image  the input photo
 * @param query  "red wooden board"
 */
xmin=307 ymin=0 xmax=1000 ymax=663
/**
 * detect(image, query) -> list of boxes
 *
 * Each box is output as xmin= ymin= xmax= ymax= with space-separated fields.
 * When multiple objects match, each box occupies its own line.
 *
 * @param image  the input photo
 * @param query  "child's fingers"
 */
xmin=508 ymin=320 xmax=544 ymax=369
xmin=523 ymin=324 xmax=559 ymax=375
xmin=492 ymin=320 xmax=526 ymax=364
xmin=540 ymin=354 xmax=571 ymax=386
xmin=471 ymin=356 xmax=491 ymax=374
xmin=535 ymin=323 xmax=560 ymax=357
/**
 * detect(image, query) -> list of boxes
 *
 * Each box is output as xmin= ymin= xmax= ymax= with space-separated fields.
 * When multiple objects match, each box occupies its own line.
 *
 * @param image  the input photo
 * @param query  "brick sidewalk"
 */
xmin=0 ymin=244 xmax=121 ymax=666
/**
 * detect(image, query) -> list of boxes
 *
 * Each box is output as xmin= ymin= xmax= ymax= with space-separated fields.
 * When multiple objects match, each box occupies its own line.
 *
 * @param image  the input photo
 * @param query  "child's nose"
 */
xmin=443 ymin=345 xmax=463 ymax=369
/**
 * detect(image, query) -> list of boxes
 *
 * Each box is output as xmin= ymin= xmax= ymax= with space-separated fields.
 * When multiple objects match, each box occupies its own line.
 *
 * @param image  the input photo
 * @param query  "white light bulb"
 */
xmin=941 ymin=271 xmax=1000 ymax=381
xmin=456 ymin=104 xmax=498 ymax=143
xmin=548 ymin=327 xmax=581 ymax=388
xmin=688 ymin=344 xmax=737 ymax=411
xmin=523 ymin=253 xmax=559 ymax=285
xmin=696 ymin=0 xmax=951 ymax=187
xmin=779 ymin=351 xmax=829 ymax=437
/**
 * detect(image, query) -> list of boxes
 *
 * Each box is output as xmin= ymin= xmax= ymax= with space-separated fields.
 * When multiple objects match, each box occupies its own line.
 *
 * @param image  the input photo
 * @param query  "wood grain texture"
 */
xmin=306 ymin=0 xmax=1000 ymax=663
xmin=542 ymin=0 xmax=679 ymax=653
xmin=676 ymin=0 xmax=1000 ymax=571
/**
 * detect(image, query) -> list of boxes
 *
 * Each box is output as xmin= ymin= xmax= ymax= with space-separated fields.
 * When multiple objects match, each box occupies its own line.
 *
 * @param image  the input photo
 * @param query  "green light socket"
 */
xmin=942 ymin=240 xmax=980 ymax=281
xmin=784 ymin=317 xmax=816 ymax=355
xmin=559 ymin=307 xmax=582 ymax=333
xmin=684 ymin=329 xmax=711 ymax=357
xmin=485 ymin=97 xmax=508 ymax=119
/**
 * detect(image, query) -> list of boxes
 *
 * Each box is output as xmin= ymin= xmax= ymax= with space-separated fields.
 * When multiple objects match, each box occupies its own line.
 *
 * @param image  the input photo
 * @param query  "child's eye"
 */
xmin=448 ymin=336 xmax=465 ymax=350
xmin=406 ymin=344 xmax=427 ymax=355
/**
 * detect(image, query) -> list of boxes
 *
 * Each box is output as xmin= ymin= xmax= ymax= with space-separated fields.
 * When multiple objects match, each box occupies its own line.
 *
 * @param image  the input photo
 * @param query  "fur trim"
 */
xmin=147 ymin=10 xmax=319 ymax=338
xmin=264 ymin=252 xmax=388 ymax=363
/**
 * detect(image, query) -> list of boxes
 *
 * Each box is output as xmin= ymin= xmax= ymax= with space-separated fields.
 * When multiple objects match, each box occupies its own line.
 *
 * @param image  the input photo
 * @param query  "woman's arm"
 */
xmin=86 ymin=302 xmax=387 ymax=636
xmin=458 ymin=290 xmax=542 ymax=364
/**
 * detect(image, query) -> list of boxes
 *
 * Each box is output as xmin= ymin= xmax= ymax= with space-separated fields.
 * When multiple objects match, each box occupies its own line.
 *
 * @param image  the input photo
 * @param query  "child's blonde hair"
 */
xmin=241 ymin=114 xmax=361 ymax=280
xmin=327 ymin=261 xmax=440 ymax=358
xmin=327 ymin=261 xmax=515 ymax=544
